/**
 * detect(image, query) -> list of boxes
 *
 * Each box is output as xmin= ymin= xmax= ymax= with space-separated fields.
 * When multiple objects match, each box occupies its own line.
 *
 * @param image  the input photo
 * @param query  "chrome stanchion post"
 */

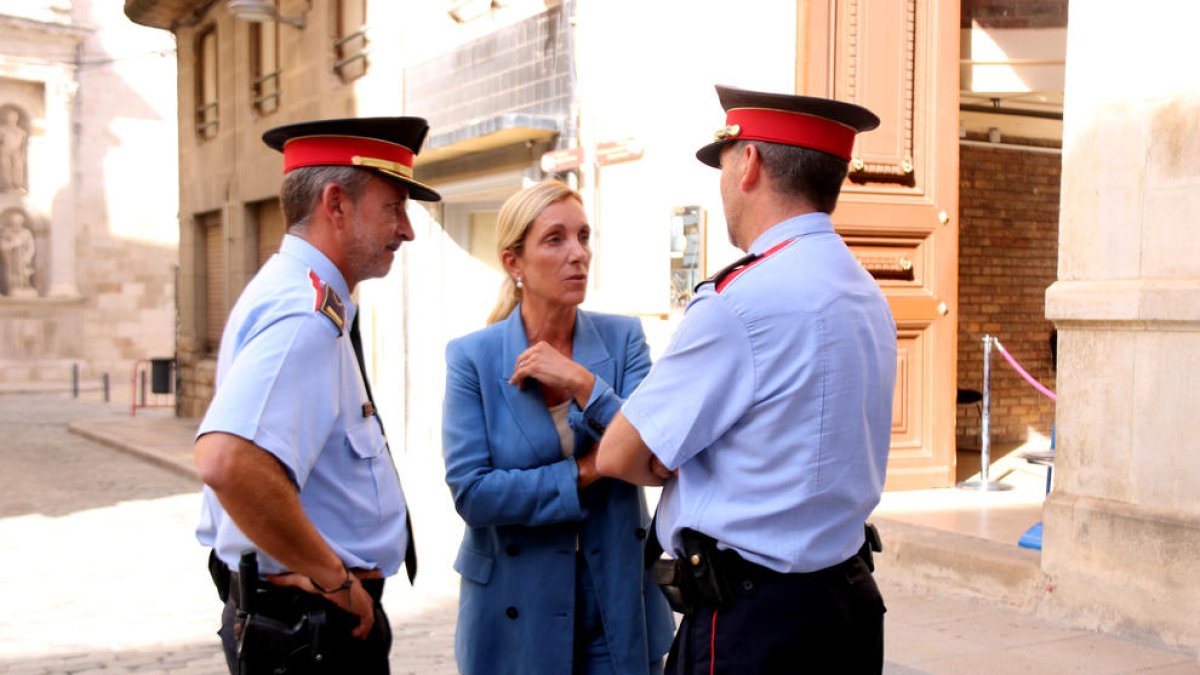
xmin=982 ymin=335 xmax=992 ymax=481
xmin=960 ymin=334 xmax=1012 ymax=491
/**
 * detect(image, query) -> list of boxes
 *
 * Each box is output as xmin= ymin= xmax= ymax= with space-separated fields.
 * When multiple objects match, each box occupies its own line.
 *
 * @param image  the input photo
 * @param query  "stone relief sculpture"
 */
xmin=0 ymin=210 xmax=36 ymax=297
xmin=0 ymin=108 xmax=29 ymax=193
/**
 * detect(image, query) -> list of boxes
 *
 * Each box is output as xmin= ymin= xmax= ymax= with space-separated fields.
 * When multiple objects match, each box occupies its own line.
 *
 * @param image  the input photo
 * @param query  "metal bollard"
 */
xmin=102 ymin=373 xmax=110 ymax=403
xmin=959 ymin=335 xmax=1012 ymax=491
xmin=72 ymin=363 xmax=79 ymax=399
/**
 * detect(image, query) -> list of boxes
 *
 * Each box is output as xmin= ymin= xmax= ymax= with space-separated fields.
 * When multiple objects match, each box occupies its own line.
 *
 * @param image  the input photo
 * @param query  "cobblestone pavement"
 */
xmin=0 ymin=394 xmax=457 ymax=675
xmin=2 ymin=393 xmax=1196 ymax=674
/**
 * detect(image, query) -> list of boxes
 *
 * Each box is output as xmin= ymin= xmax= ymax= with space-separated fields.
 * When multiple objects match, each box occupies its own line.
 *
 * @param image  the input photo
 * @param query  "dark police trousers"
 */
xmin=216 ymin=572 xmax=392 ymax=675
xmin=665 ymin=547 xmax=885 ymax=675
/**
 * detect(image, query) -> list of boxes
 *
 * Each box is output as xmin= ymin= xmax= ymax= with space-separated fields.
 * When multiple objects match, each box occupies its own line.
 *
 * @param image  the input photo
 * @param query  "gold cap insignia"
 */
xmin=352 ymin=155 xmax=415 ymax=178
xmin=714 ymin=124 xmax=741 ymax=141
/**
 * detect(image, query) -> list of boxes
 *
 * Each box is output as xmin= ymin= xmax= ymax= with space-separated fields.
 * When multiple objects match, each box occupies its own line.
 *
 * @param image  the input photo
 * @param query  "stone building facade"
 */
xmin=1043 ymin=0 xmax=1200 ymax=651
xmin=0 ymin=0 xmax=178 ymax=401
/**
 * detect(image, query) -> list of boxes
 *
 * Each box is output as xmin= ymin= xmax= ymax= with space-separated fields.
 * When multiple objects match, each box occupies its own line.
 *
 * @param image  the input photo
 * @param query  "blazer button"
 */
xmin=506 ymin=606 xmax=519 ymax=619
xmin=635 ymin=528 xmax=647 ymax=540
xmin=505 ymin=544 xmax=520 ymax=556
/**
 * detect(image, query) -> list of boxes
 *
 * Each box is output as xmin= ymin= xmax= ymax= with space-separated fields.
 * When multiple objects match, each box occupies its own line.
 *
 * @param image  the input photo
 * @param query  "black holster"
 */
xmin=860 ymin=522 xmax=883 ymax=573
xmin=232 ymin=551 xmax=330 ymax=675
xmin=651 ymin=529 xmax=733 ymax=615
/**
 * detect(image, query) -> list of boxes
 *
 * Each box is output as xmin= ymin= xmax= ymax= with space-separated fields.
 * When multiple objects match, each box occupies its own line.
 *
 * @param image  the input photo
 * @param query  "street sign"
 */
xmin=595 ymin=138 xmax=644 ymax=166
xmin=540 ymin=147 xmax=584 ymax=173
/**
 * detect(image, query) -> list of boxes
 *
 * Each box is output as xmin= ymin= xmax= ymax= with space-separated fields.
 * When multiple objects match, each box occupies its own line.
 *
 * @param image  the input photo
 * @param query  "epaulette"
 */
xmin=694 ymin=237 xmax=798 ymax=295
xmin=695 ymin=251 xmax=759 ymax=294
xmin=308 ymin=269 xmax=345 ymax=335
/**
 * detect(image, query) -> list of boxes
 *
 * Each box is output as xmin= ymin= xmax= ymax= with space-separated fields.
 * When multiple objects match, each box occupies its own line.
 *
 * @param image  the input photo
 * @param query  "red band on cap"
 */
xmin=282 ymin=135 xmax=415 ymax=177
xmin=724 ymin=108 xmax=858 ymax=161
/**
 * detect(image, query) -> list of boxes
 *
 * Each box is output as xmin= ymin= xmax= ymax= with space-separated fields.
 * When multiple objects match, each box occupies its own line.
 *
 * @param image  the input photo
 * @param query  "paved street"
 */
xmin=0 ymin=394 xmax=455 ymax=675
xmin=0 ymin=393 xmax=1195 ymax=674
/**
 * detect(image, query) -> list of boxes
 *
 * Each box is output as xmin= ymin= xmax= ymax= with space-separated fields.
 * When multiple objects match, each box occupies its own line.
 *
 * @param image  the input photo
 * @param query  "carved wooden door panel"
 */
xmin=801 ymin=0 xmax=960 ymax=489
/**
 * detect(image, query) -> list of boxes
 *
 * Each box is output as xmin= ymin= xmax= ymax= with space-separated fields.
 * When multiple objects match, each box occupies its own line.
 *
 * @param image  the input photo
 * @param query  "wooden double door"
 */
xmin=802 ymin=0 xmax=961 ymax=489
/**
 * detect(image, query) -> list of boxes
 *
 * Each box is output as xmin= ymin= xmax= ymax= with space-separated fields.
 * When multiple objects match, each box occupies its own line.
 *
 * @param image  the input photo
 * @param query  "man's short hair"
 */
xmin=743 ymin=141 xmax=849 ymax=214
xmin=280 ymin=165 xmax=374 ymax=231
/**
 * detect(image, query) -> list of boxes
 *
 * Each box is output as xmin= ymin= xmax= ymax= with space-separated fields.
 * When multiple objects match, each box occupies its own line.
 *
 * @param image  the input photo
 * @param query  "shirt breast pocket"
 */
xmin=345 ymin=419 xmax=403 ymax=521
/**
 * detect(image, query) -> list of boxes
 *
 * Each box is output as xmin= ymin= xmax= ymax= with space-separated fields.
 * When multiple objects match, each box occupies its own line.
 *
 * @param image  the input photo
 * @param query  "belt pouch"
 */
xmin=652 ymin=558 xmax=695 ymax=615
xmin=208 ymin=550 xmax=231 ymax=603
xmin=681 ymin=529 xmax=734 ymax=609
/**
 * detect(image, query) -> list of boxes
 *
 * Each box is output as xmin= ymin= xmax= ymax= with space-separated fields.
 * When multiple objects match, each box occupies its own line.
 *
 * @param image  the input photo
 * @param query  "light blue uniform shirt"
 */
xmin=623 ymin=213 xmax=896 ymax=574
xmin=196 ymin=234 xmax=409 ymax=576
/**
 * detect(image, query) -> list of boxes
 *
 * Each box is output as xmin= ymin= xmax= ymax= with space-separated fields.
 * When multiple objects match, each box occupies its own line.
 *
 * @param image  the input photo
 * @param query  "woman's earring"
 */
xmin=516 ymin=275 xmax=523 ymax=290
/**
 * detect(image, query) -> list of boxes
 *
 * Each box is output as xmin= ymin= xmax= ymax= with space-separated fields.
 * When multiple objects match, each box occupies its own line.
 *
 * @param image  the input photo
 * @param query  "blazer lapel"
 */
xmin=570 ymin=311 xmax=615 ymax=455
xmin=572 ymin=311 xmax=615 ymax=392
xmin=499 ymin=307 xmax=565 ymax=465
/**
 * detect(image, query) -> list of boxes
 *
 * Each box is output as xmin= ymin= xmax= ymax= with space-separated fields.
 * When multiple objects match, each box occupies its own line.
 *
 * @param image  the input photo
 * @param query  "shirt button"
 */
xmin=589 ymin=420 xmax=605 ymax=433
xmin=506 ymin=606 xmax=519 ymax=619
xmin=635 ymin=528 xmax=647 ymax=540
xmin=505 ymin=544 xmax=520 ymax=556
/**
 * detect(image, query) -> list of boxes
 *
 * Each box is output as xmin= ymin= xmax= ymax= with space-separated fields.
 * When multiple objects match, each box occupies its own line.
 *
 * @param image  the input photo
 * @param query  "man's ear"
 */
xmin=318 ymin=182 xmax=349 ymax=228
xmin=739 ymin=143 xmax=763 ymax=192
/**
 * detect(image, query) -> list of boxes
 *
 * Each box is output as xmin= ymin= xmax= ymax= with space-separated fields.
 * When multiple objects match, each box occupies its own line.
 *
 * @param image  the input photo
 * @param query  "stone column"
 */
xmin=42 ymin=73 xmax=77 ymax=298
xmin=1043 ymin=1 xmax=1200 ymax=650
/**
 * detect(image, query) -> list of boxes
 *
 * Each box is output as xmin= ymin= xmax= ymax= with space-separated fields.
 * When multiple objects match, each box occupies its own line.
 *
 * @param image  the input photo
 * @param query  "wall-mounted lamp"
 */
xmin=228 ymin=0 xmax=306 ymax=29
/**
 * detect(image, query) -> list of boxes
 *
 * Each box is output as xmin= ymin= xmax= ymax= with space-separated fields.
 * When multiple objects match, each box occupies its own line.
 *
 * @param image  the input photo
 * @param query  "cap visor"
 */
xmin=695 ymin=140 xmax=728 ymax=168
xmin=372 ymin=168 xmax=442 ymax=202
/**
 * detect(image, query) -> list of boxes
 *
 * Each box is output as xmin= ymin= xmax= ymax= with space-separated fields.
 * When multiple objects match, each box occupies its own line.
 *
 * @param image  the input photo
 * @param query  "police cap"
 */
xmin=263 ymin=117 xmax=442 ymax=202
xmin=695 ymin=85 xmax=880 ymax=168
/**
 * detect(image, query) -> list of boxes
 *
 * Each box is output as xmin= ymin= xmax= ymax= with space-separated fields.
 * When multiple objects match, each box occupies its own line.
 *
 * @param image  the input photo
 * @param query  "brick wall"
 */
xmin=961 ymin=0 xmax=1068 ymax=28
xmin=956 ymin=139 xmax=1060 ymax=447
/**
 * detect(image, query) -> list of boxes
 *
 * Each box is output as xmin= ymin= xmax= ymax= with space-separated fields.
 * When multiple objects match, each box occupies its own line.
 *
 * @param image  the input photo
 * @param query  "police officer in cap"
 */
xmin=596 ymin=85 xmax=897 ymax=673
xmin=195 ymin=117 xmax=440 ymax=674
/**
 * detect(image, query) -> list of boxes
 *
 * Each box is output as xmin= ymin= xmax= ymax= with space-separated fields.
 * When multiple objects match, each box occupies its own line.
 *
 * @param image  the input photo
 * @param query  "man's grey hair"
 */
xmin=280 ymin=166 xmax=374 ymax=232
xmin=732 ymin=141 xmax=850 ymax=214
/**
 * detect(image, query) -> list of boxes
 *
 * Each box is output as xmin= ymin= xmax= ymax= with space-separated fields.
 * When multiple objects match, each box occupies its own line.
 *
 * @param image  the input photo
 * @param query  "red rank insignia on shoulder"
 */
xmin=308 ymin=269 xmax=346 ymax=335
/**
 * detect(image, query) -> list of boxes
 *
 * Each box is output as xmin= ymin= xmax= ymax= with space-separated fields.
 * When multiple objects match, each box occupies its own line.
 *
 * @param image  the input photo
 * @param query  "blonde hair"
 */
xmin=486 ymin=180 xmax=584 ymax=325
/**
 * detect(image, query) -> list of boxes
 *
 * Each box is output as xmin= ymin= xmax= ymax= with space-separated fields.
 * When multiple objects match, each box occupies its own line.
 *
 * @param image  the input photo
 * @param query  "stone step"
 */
xmin=872 ymin=516 xmax=1045 ymax=609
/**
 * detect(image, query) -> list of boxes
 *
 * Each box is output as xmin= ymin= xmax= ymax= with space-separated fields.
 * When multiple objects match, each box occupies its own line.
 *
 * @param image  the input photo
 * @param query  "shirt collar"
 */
xmin=279 ymin=234 xmax=357 ymax=325
xmin=747 ymin=212 xmax=834 ymax=255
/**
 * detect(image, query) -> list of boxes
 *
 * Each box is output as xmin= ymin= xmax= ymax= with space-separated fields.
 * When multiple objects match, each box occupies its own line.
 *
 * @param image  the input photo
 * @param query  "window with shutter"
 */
xmin=334 ymin=0 xmax=368 ymax=82
xmin=195 ymin=28 xmax=219 ymax=140
xmin=200 ymin=212 xmax=226 ymax=354
xmin=255 ymin=199 xmax=286 ymax=269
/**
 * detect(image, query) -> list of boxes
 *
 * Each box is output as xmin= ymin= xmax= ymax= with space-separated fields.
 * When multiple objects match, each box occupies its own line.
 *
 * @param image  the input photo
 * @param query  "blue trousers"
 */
xmin=665 ymin=555 xmax=884 ymax=674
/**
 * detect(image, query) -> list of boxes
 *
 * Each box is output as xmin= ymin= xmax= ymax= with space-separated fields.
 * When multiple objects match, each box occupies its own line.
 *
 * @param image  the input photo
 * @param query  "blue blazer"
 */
xmin=442 ymin=307 xmax=674 ymax=675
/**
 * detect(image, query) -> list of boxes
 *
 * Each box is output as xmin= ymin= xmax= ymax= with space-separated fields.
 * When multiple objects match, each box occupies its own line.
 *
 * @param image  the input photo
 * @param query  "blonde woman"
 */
xmin=442 ymin=181 xmax=673 ymax=675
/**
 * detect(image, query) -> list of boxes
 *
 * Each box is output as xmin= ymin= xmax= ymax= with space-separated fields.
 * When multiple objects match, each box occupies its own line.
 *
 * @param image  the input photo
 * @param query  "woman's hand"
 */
xmin=509 ymin=341 xmax=596 ymax=407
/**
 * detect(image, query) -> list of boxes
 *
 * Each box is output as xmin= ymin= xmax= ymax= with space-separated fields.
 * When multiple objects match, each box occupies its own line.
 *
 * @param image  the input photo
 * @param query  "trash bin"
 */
xmin=150 ymin=358 xmax=175 ymax=394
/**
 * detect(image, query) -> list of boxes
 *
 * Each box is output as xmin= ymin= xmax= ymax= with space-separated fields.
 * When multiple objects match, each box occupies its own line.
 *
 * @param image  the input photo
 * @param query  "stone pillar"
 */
xmin=1043 ymin=1 xmax=1200 ymax=651
xmin=43 ymin=74 xmax=77 ymax=298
